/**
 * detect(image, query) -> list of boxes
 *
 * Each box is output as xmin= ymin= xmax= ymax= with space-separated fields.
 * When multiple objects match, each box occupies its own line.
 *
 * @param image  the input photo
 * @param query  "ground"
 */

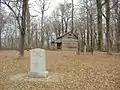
xmin=0 ymin=50 xmax=120 ymax=90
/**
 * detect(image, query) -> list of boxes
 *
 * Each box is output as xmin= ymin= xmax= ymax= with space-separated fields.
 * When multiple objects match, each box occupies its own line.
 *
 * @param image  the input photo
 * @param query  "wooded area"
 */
xmin=0 ymin=0 xmax=120 ymax=56
xmin=0 ymin=0 xmax=120 ymax=90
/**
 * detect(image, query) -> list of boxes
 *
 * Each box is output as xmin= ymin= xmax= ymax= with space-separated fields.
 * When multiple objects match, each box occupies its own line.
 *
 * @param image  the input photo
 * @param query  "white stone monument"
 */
xmin=29 ymin=48 xmax=48 ymax=78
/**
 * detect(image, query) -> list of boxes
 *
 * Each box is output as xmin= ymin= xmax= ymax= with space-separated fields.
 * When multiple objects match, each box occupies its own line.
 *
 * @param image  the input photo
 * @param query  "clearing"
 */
xmin=0 ymin=50 xmax=120 ymax=90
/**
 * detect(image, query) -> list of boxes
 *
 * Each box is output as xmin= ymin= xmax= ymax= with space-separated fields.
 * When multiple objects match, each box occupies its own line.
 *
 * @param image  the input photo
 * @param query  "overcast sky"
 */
xmin=29 ymin=0 xmax=78 ymax=16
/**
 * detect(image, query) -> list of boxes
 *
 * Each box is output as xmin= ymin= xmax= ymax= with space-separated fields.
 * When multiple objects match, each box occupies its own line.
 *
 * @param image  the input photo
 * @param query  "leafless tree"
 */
xmin=0 ymin=0 xmax=7 ymax=49
xmin=96 ymin=0 xmax=103 ymax=51
xmin=35 ymin=0 xmax=50 ymax=49
xmin=2 ymin=0 xmax=28 ymax=56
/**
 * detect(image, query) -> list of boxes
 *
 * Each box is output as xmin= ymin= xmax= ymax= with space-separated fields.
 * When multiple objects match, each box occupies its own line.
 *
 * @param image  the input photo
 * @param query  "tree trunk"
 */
xmin=84 ymin=27 xmax=86 ymax=54
xmin=0 ymin=0 xmax=2 ymax=49
xmin=93 ymin=22 xmax=96 ymax=50
xmin=20 ymin=0 xmax=28 ymax=56
xmin=105 ymin=0 xmax=111 ymax=54
xmin=41 ymin=0 xmax=45 ymax=49
xmin=36 ymin=31 xmax=38 ymax=47
xmin=86 ymin=0 xmax=90 ymax=52
xmin=61 ymin=16 xmax=64 ymax=35
xmin=117 ymin=11 xmax=120 ymax=52
xmin=90 ymin=14 xmax=93 ymax=54
xmin=0 ymin=28 xmax=1 ymax=49
xmin=65 ymin=21 xmax=68 ymax=33
xmin=96 ymin=0 xmax=102 ymax=51
xmin=87 ymin=12 xmax=89 ymax=51
xmin=11 ymin=36 xmax=13 ymax=49
xmin=20 ymin=32 xmax=25 ymax=56
xmin=47 ymin=38 xmax=50 ymax=49
xmin=26 ymin=6 xmax=30 ymax=49
xmin=58 ymin=23 xmax=61 ymax=36
xmin=71 ymin=0 xmax=74 ymax=33
xmin=46 ymin=25 xmax=50 ymax=49
xmin=77 ymin=34 xmax=80 ymax=55
xmin=41 ymin=10 xmax=44 ymax=49
xmin=81 ymin=33 xmax=84 ymax=52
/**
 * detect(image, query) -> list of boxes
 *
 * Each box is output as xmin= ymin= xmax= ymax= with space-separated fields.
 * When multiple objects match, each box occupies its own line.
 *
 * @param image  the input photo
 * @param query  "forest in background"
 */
xmin=0 ymin=0 xmax=120 ymax=56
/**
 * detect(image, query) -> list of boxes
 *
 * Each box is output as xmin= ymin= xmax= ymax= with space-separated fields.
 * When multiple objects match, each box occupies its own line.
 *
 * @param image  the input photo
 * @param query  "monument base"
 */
xmin=29 ymin=71 xmax=48 ymax=78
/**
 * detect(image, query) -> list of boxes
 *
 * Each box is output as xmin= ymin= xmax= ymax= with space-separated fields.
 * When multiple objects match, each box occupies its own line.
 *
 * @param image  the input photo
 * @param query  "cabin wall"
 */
xmin=62 ymin=37 xmax=78 ymax=51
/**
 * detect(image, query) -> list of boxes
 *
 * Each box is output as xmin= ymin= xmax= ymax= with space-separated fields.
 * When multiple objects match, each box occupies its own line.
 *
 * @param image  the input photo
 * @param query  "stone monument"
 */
xmin=29 ymin=48 xmax=48 ymax=78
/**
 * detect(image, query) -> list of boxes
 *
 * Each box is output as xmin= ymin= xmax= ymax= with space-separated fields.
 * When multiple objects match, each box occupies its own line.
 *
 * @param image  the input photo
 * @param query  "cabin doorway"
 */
xmin=57 ymin=42 xmax=62 ymax=49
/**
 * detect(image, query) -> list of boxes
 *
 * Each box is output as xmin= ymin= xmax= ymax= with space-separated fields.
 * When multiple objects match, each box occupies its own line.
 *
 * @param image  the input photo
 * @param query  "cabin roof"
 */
xmin=57 ymin=31 xmax=78 ymax=39
xmin=51 ymin=31 xmax=78 ymax=43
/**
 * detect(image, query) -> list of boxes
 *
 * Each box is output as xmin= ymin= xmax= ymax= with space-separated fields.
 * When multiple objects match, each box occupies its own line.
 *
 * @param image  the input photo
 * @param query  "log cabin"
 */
xmin=51 ymin=31 xmax=78 ymax=51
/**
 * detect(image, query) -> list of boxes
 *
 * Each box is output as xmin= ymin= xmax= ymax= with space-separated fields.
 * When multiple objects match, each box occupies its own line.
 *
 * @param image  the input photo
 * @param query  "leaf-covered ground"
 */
xmin=0 ymin=50 xmax=120 ymax=90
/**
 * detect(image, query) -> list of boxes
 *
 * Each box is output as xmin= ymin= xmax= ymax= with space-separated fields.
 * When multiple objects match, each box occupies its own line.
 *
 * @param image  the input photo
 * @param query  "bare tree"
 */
xmin=114 ymin=0 xmax=120 ymax=52
xmin=59 ymin=3 xmax=65 ymax=34
xmin=35 ymin=0 xmax=50 ymax=49
xmin=0 ymin=0 xmax=2 ymax=49
xmin=2 ymin=0 xmax=28 ymax=56
xmin=105 ymin=0 xmax=111 ymax=54
xmin=0 ymin=0 xmax=6 ymax=49
xmin=96 ymin=0 xmax=103 ymax=51
xmin=59 ymin=2 xmax=73 ymax=33
xmin=86 ymin=0 xmax=90 ymax=51
xmin=117 ymin=11 xmax=120 ymax=52
xmin=26 ymin=5 xmax=30 ymax=49
xmin=51 ymin=9 xmax=61 ymax=37
xmin=71 ymin=0 xmax=74 ymax=32
xmin=63 ymin=2 xmax=72 ymax=33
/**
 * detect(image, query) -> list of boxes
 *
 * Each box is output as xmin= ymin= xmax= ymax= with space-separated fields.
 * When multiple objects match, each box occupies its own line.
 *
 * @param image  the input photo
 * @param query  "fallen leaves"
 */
xmin=0 ymin=50 xmax=120 ymax=90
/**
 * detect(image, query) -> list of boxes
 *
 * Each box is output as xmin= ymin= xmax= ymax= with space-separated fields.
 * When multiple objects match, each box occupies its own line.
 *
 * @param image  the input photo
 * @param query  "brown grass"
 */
xmin=0 ymin=50 xmax=120 ymax=90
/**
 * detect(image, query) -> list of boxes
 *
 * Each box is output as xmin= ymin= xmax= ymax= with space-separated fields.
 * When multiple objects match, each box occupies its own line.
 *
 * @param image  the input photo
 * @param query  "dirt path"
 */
xmin=0 ymin=50 xmax=120 ymax=90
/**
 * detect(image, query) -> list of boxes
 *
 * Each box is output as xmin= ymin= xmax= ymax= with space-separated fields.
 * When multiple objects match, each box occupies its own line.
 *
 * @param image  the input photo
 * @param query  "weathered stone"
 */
xmin=29 ymin=48 xmax=48 ymax=78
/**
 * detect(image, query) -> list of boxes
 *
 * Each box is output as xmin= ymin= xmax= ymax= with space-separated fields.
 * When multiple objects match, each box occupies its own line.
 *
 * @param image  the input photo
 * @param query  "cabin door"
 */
xmin=57 ymin=42 xmax=62 ymax=49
